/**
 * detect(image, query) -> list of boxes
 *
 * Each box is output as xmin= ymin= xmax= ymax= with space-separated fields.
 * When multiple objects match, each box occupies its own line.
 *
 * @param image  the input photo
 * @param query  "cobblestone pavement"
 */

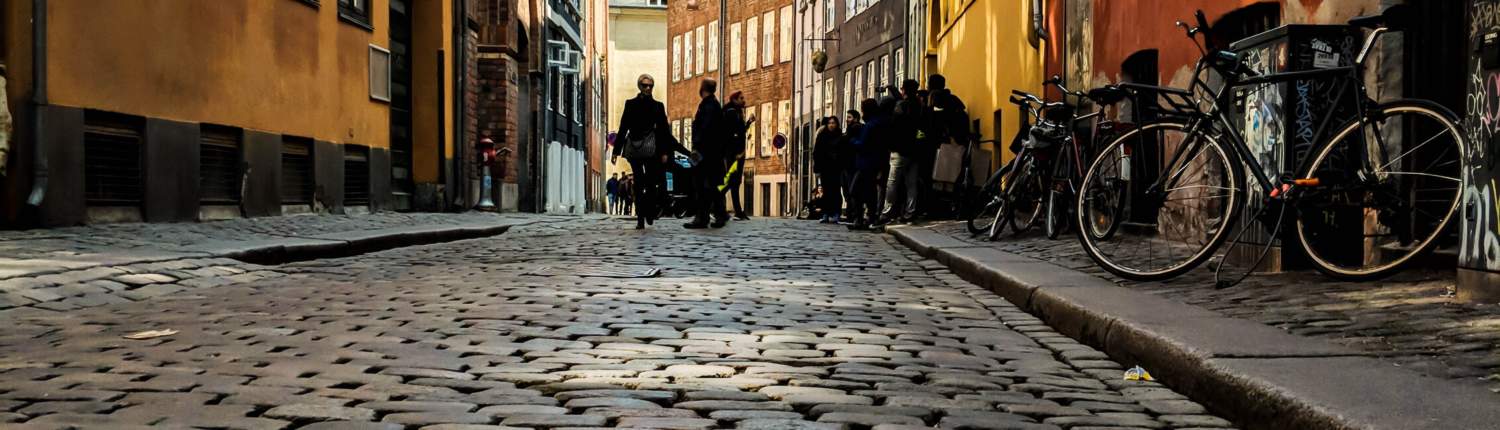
xmin=0 ymin=212 xmax=532 ymax=314
xmin=0 ymin=217 xmax=1233 ymax=429
xmin=925 ymin=221 xmax=1500 ymax=393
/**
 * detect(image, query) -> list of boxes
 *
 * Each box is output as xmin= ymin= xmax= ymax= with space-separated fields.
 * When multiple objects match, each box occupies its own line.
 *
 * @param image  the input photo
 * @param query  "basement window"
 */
xmin=199 ymin=124 xmax=243 ymax=205
xmin=83 ymin=111 xmax=144 ymax=206
xmin=281 ymin=136 xmax=315 ymax=205
xmin=343 ymin=145 xmax=370 ymax=207
xmin=338 ymin=0 xmax=373 ymax=31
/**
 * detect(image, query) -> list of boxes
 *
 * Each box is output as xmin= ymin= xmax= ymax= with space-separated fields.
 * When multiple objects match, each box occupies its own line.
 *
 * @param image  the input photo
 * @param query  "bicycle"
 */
xmin=1038 ymin=77 xmax=1133 ymax=241
xmin=1075 ymin=6 xmax=1467 ymax=283
xmin=966 ymin=91 xmax=1060 ymax=240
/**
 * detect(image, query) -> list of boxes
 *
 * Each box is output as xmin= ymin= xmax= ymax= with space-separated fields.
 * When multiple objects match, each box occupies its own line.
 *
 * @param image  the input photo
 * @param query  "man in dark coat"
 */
xmin=722 ymin=91 xmax=753 ymax=219
xmin=812 ymin=116 xmax=842 ymax=223
xmin=836 ymin=109 xmax=863 ymax=222
xmin=880 ymin=79 xmax=927 ymax=225
xmin=686 ymin=79 xmax=729 ymax=229
xmin=848 ymin=98 xmax=891 ymax=230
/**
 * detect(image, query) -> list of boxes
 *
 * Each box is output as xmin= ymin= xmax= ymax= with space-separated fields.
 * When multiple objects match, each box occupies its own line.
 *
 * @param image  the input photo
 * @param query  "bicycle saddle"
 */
xmin=1087 ymin=86 xmax=1129 ymax=106
xmin=1348 ymin=4 xmax=1408 ymax=31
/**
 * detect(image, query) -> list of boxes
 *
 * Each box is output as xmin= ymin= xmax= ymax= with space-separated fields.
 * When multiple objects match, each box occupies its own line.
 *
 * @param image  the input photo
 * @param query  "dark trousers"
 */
xmin=693 ymin=158 xmax=729 ymax=223
xmin=725 ymin=157 xmax=746 ymax=216
xmin=848 ymin=167 xmax=883 ymax=224
xmin=819 ymin=171 xmax=842 ymax=217
xmin=628 ymin=158 xmax=662 ymax=224
xmin=841 ymin=169 xmax=856 ymax=217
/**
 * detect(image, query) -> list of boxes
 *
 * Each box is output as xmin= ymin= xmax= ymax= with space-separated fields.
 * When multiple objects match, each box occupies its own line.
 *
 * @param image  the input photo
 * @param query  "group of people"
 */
xmin=811 ymin=74 xmax=969 ymax=230
xmin=604 ymin=173 xmax=636 ymax=216
xmin=611 ymin=74 xmax=753 ymax=230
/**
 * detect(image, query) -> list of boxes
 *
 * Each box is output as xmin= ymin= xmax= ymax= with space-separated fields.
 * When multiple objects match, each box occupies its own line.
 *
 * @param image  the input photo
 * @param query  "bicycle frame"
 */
xmin=1140 ymin=29 xmax=1385 ymax=203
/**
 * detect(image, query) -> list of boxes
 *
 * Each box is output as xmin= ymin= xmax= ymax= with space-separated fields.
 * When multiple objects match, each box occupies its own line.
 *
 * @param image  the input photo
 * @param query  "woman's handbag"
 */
xmin=624 ymin=132 xmax=658 ymax=160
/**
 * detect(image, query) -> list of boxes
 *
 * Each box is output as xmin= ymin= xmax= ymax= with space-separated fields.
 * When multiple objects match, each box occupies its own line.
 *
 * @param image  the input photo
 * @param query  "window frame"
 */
xmin=369 ymin=44 xmax=392 ymax=102
xmin=746 ymin=17 xmax=760 ymax=72
xmin=672 ymin=35 xmax=683 ymax=81
xmin=762 ymin=11 xmax=776 ymax=68
xmin=779 ymin=6 xmax=794 ymax=63
xmin=730 ymin=22 xmax=743 ymax=74
xmin=338 ymin=0 xmax=374 ymax=31
xmin=708 ymin=20 xmax=720 ymax=72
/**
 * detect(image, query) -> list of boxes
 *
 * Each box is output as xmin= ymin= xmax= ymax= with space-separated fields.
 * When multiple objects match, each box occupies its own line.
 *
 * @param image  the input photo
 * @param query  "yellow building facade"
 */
xmin=926 ymin=0 xmax=1046 ymax=172
xmin=1 ymin=0 xmax=468 ymax=226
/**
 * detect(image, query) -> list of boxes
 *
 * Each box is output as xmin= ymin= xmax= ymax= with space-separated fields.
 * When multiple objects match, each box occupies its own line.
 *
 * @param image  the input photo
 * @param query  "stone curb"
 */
xmin=889 ymin=226 xmax=1500 ymax=430
xmin=0 ymin=219 xmax=535 ymax=280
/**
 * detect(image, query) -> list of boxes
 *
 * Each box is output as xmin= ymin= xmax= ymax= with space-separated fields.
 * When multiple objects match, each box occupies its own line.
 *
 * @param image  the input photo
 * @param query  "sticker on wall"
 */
xmin=1311 ymin=39 xmax=1340 ymax=69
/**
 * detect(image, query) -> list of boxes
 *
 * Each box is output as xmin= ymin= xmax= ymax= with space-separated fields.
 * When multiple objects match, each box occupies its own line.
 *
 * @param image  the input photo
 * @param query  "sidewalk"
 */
xmin=0 ymin=212 xmax=539 ymax=316
xmin=889 ymin=222 xmax=1500 ymax=429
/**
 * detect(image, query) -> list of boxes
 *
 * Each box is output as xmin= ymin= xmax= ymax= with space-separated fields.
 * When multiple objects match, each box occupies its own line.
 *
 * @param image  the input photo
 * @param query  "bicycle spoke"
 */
xmin=1376 ymin=128 xmax=1451 ymax=171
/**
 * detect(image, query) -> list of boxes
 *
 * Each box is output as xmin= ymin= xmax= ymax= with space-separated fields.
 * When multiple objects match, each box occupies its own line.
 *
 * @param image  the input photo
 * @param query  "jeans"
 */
xmin=882 ymin=153 xmax=922 ymax=221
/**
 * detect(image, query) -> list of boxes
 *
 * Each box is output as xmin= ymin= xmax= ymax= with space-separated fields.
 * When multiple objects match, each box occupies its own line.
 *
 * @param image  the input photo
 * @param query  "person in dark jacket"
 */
xmin=612 ymin=74 xmax=681 ymax=230
xmin=836 ymin=109 xmax=863 ymax=222
xmin=880 ymin=79 xmax=927 ymax=225
xmin=848 ymin=98 xmax=891 ymax=230
xmin=686 ymin=79 xmax=729 ymax=229
xmin=811 ymin=116 xmax=842 ymax=223
xmin=606 ymin=173 xmax=620 ymax=215
xmin=722 ymin=91 xmax=755 ymax=220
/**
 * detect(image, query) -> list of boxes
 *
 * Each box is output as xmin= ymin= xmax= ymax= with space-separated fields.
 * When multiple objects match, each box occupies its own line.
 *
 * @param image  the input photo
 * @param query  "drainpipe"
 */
xmin=25 ymin=0 xmax=47 ymax=208
xmin=452 ymin=0 xmax=468 ymax=211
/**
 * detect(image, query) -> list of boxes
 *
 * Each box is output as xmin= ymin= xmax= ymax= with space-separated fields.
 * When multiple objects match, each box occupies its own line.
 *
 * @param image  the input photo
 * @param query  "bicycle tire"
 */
xmin=1075 ymin=121 xmax=1245 ymax=281
xmin=1009 ymin=158 xmax=1047 ymax=235
xmin=1294 ymin=100 xmax=1467 ymax=281
xmin=1046 ymin=145 xmax=1073 ymax=240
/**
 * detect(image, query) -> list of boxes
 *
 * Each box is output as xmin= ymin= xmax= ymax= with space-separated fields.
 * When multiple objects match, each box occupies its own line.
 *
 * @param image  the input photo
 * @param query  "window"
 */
xmin=813 ymin=79 xmax=823 ymax=118
xmin=672 ymin=35 xmax=682 ymax=81
xmin=369 ymin=45 xmax=392 ymax=102
xmin=686 ymin=28 xmax=696 ymax=77
xmin=866 ymin=60 xmax=876 ymax=96
xmin=695 ymin=26 xmax=706 ymax=75
xmin=894 ymin=48 xmax=905 ymax=85
xmin=778 ymin=99 xmax=791 ymax=153
xmin=760 ymin=103 xmax=772 ymax=156
xmin=338 ymin=0 xmax=372 ymax=30
xmin=730 ymin=22 xmax=742 ymax=74
xmin=824 ymin=0 xmax=834 ymax=32
xmin=879 ymin=55 xmax=889 ymax=90
xmin=846 ymin=0 xmax=855 ymax=22
xmin=646 ymin=0 xmax=665 ymax=5
xmin=780 ymin=6 xmax=794 ymax=63
xmin=854 ymin=66 xmax=863 ymax=101
xmin=746 ymin=108 xmax=759 ymax=157
xmin=281 ymin=136 xmax=315 ymax=205
xmin=575 ymin=76 xmax=584 ymax=123
xmin=344 ymin=145 xmax=370 ymax=207
xmin=199 ymin=125 xmax=242 ymax=205
xmin=844 ymin=71 xmax=853 ymax=112
xmin=762 ymin=11 xmax=776 ymax=67
xmin=823 ymin=79 xmax=834 ymax=118
xmin=746 ymin=17 xmax=759 ymax=71
xmin=708 ymin=21 xmax=720 ymax=72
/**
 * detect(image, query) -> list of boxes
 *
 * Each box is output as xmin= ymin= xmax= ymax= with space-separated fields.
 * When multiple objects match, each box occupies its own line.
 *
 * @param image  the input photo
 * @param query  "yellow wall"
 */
xmin=44 ymin=0 xmax=391 ymax=149
xmin=411 ymin=0 xmax=454 ymax=183
xmin=930 ymin=0 xmax=1044 ymax=170
xmin=606 ymin=5 xmax=668 ymax=179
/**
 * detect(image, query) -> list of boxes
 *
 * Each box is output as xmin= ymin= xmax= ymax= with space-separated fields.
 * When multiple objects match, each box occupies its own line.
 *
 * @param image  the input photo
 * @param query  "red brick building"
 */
xmin=668 ymin=0 xmax=795 ymax=217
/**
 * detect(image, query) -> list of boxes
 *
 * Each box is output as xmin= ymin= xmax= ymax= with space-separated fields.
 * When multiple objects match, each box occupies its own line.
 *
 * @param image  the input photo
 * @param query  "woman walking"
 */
xmin=613 ymin=75 xmax=679 ymax=229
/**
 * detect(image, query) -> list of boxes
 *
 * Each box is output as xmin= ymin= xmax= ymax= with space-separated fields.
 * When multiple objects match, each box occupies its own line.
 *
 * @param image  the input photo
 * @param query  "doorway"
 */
xmin=389 ymin=0 xmax=415 ymax=210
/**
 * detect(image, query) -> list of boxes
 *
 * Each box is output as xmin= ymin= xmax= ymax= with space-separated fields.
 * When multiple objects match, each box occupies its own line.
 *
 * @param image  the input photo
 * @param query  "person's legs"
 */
xmin=821 ymin=172 xmax=842 ymax=222
xmin=726 ymin=159 xmax=746 ymax=218
xmin=629 ymin=160 xmax=652 ymax=227
xmin=903 ymin=156 xmax=923 ymax=221
xmin=841 ymin=170 xmax=855 ymax=222
xmin=881 ymin=154 xmax=908 ymax=221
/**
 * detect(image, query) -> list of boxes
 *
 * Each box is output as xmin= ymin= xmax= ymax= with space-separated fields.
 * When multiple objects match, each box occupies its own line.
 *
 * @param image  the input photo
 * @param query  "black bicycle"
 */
xmin=1039 ymin=78 xmax=1133 ymax=241
xmin=966 ymin=91 xmax=1058 ymax=239
xmin=1076 ymin=6 xmax=1467 ymax=283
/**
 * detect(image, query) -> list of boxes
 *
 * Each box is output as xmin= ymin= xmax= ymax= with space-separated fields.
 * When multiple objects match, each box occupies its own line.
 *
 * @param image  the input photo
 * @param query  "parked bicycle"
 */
xmin=1074 ymin=6 xmax=1467 ymax=284
xmin=966 ymin=90 xmax=1059 ymax=240
xmin=1038 ymin=78 xmax=1133 ymax=241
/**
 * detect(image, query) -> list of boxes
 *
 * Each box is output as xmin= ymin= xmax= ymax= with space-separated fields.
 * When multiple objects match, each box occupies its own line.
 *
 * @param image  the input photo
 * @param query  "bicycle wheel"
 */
xmin=1046 ymin=146 xmax=1074 ymax=240
xmin=967 ymin=187 xmax=1003 ymax=236
xmin=1076 ymin=122 xmax=1244 ymax=281
xmin=1294 ymin=101 xmax=1466 ymax=280
xmin=1009 ymin=158 xmax=1047 ymax=235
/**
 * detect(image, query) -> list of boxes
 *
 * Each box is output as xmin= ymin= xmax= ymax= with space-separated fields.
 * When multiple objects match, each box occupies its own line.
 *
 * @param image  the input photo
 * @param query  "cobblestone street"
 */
xmin=0 ymin=217 xmax=1231 ymax=429
xmin=924 ymin=221 xmax=1500 ymax=393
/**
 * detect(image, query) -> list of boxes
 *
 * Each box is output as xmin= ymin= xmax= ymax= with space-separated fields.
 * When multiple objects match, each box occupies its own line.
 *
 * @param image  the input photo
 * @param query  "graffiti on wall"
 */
xmin=1463 ymin=1 xmax=1500 ymax=272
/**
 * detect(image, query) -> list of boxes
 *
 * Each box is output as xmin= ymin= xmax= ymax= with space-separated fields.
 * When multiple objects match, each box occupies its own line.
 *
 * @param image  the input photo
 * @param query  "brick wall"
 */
xmin=666 ymin=0 xmax=794 ymax=177
xmin=477 ymin=52 xmax=522 ymax=183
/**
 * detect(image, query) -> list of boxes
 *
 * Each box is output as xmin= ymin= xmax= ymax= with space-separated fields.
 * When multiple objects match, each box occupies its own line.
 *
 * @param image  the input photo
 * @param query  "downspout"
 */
xmin=453 ymin=0 xmax=468 ymax=211
xmin=25 ymin=0 xmax=47 ymax=208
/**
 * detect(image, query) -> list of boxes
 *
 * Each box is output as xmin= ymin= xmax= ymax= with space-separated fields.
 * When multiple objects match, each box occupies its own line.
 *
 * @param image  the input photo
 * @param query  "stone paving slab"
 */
xmin=0 ymin=212 xmax=536 ymax=315
xmin=892 ymin=224 xmax=1500 ymax=429
xmin=0 ymin=217 xmax=1234 ymax=429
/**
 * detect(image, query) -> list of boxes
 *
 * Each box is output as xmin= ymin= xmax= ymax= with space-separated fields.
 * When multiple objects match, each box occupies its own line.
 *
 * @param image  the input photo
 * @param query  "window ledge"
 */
xmin=339 ymin=11 xmax=374 ymax=32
